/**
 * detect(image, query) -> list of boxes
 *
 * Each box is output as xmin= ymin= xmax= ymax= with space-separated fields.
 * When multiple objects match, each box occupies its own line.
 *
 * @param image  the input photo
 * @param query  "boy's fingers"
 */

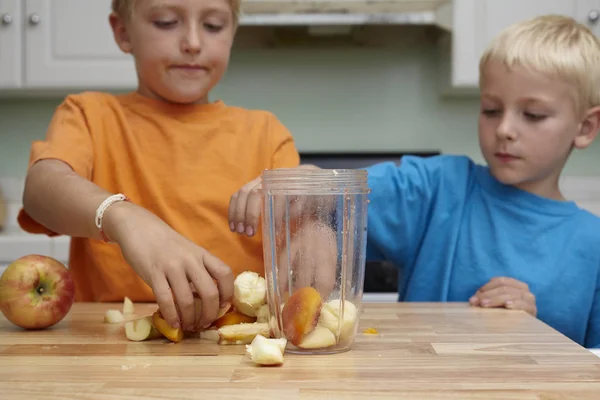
xmin=477 ymin=286 xmax=524 ymax=308
xmin=167 ymin=269 xmax=196 ymax=332
xmin=191 ymin=264 xmax=221 ymax=328
xmin=152 ymin=276 xmax=180 ymax=329
xmin=479 ymin=277 xmax=529 ymax=293
xmin=232 ymin=179 xmax=259 ymax=233
xmin=202 ymin=252 xmax=235 ymax=308
xmin=244 ymin=186 xmax=262 ymax=235
xmin=313 ymin=224 xmax=338 ymax=298
xmin=505 ymin=298 xmax=537 ymax=316
xmin=228 ymin=193 xmax=238 ymax=231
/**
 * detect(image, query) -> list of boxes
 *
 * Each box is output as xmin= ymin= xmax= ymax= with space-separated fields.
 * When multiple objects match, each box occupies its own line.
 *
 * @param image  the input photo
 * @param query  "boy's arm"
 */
xmin=23 ymin=159 xmax=118 ymax=241
xmin=20 ymin=96 xmax=234 ymax=333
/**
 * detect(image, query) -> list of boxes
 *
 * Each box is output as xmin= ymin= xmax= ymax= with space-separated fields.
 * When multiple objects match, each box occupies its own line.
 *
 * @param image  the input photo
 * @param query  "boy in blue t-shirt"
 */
xmin=363 ymin=14 xmax=600 ymax=348
xmin=228 ymin=15 xmax=600 ymax=348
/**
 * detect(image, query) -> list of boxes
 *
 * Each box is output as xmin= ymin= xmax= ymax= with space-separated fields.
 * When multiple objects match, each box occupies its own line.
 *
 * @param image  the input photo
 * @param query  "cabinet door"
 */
xmin=0 ymin=0 xmax=21 ymax=89
xmin=24 ymin=0 xmax=137 ymax=90
xmin=576 ymin=1 xmax=600 ymax=36
xmin=451 ymin=0 xmax=578 ymax=89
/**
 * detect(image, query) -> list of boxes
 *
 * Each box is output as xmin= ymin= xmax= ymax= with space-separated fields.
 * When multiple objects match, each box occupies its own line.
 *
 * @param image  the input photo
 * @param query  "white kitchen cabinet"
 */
xmin=441 ymin=0 xmax=600 ymax=94
xmin=23 ymin=0 xmax=137 ymax=89
xmin=0 ymin=0 xmax=22 ymax=88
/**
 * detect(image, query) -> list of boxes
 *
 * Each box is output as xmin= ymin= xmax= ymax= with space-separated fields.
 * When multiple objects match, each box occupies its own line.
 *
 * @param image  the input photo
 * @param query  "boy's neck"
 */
xmin=511 ymin=175 xmax=565 ymax=202
xmin=136 ymin=87 xmax=210 ymax=106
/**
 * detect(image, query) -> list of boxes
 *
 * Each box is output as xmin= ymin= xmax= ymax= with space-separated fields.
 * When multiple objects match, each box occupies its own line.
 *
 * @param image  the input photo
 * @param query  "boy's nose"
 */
xmin=496 ymin=116 xmax=518 ymax=141
xmin=181 ymin=25 xmax=202 ymax=54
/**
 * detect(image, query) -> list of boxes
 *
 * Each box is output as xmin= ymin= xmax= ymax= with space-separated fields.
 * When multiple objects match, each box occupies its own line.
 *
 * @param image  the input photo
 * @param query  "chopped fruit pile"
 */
xmin=102 ymin=270 xmax=360 ymax=367
xmin=281 ymin=287 xmax=358 ymax=350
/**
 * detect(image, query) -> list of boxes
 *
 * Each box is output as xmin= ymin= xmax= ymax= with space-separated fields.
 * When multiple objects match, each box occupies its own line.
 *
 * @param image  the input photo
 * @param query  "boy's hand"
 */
xmin=228 ymin=176 xmax=262 ymax=236
xmin=228 ymin=165 xmax=322 ymax=237
xmin=104 ymin=203 xmax=234 ymax=332
xmin=469 ymin=277 xmax=537 ymax=317
xmin=278 ymin=220 xmax=338 ymax=299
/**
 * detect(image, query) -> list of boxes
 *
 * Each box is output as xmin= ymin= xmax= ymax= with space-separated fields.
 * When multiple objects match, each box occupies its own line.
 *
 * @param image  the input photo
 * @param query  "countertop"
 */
xmin=2 ymin=302 xmax=600 ymax=399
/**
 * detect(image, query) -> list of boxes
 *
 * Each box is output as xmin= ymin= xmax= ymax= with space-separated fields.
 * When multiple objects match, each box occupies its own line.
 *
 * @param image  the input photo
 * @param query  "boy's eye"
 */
xmin=204 ymin=22 xmax=223 ymax=32
xmin=154 ymin=20 xmax=177 ymax=28
xmin=481 ymin=108 xmax=500 ymax=117
xmin=524 ymin=112 xmax=546 ymax=121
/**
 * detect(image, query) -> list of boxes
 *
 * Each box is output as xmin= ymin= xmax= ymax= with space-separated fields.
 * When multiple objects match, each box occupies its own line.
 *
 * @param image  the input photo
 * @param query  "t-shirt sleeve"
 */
xmin=364 ymin=156 xmax=444 ymax=268
xmin=17 ymin=95 xmax=95 ymax=236
xmin=268 ymin=114 xmax=300 ymax=169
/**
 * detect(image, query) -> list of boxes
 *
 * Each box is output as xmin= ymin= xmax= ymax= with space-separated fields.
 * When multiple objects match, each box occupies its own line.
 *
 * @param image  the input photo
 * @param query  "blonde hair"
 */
xmin=111 ymin=0 xmax=241 ymax=22
xmin=479 ymin=15 xmax=600 ymax=111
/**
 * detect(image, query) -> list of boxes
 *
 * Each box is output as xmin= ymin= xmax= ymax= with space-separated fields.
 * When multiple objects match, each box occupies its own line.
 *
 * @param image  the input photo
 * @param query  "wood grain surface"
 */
xmin=1 ymin=302 xmax=600 ymax=399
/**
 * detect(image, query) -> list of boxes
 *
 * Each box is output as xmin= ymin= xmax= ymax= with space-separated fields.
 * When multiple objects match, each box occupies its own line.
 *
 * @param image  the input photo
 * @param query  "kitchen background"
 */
xmin=1 ymin=0 xmax=600 ymax=299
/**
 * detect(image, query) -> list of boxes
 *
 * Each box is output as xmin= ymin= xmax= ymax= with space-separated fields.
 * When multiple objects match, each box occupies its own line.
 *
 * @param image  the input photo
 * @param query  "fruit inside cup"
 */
xmin=279 ymin=286 xmax=358 ymax=352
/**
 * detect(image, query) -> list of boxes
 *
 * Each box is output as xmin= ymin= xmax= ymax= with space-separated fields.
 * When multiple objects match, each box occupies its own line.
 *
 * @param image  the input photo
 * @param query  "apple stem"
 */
xmin=37 ymin=287 xmax=45 ymax=294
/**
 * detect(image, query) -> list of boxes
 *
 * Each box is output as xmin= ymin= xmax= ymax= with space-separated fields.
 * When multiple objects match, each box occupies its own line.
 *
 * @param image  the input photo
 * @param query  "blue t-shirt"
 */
xmin=365 ymin=155 xmax=600 ymax=348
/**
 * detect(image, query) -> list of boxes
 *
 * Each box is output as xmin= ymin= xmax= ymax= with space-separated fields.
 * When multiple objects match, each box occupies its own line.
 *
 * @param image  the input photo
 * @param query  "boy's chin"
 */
xmin=488 ymin=167 xmax=527 ymax=187
xmin=161 ymin=90 xmax=210 ymax=105
xmin=146 ymin=84 xmax=211 ymax=105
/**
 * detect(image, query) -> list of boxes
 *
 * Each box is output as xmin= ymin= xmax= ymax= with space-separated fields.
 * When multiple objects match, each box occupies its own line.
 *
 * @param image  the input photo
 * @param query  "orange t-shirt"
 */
xmin=17 ymin=91 xmax=300 ymax=302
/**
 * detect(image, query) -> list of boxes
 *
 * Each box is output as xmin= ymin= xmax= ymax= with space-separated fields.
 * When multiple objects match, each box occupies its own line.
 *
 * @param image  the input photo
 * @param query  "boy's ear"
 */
xmin=575 ymin=106 xmax=600 ymax=149
xmin=109 ymin=12 xmax=133 ymax=54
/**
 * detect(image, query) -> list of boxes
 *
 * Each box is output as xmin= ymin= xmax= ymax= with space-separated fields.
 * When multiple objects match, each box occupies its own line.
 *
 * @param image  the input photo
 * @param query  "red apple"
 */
xmin=0 ymin=254 xmax=75 ymax=330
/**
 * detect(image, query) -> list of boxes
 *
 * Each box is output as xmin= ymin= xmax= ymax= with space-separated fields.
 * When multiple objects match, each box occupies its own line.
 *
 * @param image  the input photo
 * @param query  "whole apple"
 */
xmin=0 ymin=254 xmax=75 ymax=330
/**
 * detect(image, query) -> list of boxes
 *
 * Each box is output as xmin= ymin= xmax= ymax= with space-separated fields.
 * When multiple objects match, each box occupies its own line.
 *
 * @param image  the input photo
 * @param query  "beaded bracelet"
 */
xmin=95 ymin=193 xmax=130 ymax=243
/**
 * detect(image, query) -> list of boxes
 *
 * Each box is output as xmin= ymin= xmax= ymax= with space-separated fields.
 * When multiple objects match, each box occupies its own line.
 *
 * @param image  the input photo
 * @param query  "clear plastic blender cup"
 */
xmin=260 ymin=168 xmax=370 ymax=354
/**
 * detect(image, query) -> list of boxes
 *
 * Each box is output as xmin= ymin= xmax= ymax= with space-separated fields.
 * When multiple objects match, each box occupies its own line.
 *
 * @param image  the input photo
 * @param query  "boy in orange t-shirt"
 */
xmin=17 ymin=0 xmax=300 ymax=333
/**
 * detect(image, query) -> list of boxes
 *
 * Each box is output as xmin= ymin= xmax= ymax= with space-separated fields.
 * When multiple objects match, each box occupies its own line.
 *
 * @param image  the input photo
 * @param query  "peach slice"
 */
xmin=191 ymin=295 xmax=232 ymax=331
xmin=125 ymin=316 xmax=162 ymax=341
xmin=152 ymin=311 xmax=184 ymax=343
xmin=281 ymin=287 xmax=323 ymax=346
xmin=200 ymin=322 xmax=270 ymax=345
xmin=297 ymin=325 xmax=337 ymax=349
xmin=212 ymin=310 xmax=256 ymax=329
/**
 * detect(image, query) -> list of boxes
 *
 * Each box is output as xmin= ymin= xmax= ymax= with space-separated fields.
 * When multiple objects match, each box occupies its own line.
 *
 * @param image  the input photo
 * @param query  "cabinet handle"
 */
xmin=1 ymin=13 xmax=12 ymax=25
xmin=28 ymin=13 xmax=41 ymax=25
xmin=589 ymin=10 xmax=599 ymax=23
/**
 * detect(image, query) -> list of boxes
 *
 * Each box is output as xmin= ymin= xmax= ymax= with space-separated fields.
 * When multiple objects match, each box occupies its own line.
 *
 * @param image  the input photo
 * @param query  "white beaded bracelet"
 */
xmin=95 ymin=193 xmax=129 ymax=242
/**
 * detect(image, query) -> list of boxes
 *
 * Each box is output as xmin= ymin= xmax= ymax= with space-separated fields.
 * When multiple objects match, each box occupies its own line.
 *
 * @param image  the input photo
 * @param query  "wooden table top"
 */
xmin=1 ymin=302 xmax=600 ymax=399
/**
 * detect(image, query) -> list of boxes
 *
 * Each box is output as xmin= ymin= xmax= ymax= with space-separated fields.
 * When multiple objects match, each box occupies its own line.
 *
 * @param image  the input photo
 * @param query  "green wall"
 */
xmin=1 ymin=42 xmax=597 ymax=178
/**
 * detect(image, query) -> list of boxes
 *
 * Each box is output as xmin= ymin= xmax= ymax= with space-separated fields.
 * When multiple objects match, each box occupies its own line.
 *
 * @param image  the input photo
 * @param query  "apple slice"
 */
xmin=123 ymin=297 xmax=135 ymax=315
xmin=246 ymin=334 xmax=287 ymax=366
xmin=297 ymin=325 xmax=337 ymax=349
xmin=232 ymin=271 xmax=267 ymax=317
xmin=104 ymin=309 xmax=125 ymax=324
xmin=200 ymin=322 xmax=270 ymax=345
xmin=281 ymin=286 xmax=323 ymax=346
xmin=212 ymin=310 xmax=256 ymax=328
xmin=152 ymin=311 xmax=184 ymax=343
xmin=318 ymin=299 xmax=358 ymax=342
xmin=125 ymin=316 xmax=162 ymax=341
